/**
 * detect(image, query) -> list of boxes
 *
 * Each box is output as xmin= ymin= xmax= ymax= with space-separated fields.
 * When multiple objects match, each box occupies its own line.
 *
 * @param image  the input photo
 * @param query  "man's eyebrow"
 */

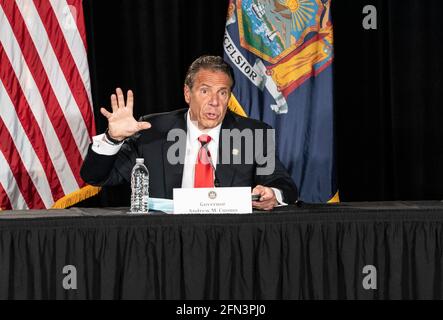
xmin=197 ymin=83 xmax=230 ymax=90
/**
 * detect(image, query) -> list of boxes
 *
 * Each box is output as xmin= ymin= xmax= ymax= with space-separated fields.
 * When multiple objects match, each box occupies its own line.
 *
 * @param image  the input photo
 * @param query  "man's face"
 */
xmin=184 ymin=69 xmax=232 ymax=130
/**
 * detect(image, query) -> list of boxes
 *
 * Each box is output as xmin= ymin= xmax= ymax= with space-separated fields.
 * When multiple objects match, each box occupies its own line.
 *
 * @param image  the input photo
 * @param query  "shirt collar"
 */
xmin=186 ymin=111 xmax=221 ymax=146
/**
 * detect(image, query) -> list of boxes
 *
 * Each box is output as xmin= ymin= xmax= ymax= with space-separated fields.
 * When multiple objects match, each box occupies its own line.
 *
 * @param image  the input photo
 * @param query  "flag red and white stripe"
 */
xmin=0 ymin=0 xmax=96 ymax=210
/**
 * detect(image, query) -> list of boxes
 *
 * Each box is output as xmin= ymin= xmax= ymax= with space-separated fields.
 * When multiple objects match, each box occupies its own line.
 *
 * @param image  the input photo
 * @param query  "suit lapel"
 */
xmin=216 ymin=111 xmax=236 ymax=187
xmin=162 ymin=111 xmax=186 ymax=198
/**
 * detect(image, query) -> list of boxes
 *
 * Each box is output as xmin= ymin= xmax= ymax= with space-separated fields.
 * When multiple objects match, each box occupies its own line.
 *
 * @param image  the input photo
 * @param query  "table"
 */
xmin=1 ymin=201 xmax=443 ymax=299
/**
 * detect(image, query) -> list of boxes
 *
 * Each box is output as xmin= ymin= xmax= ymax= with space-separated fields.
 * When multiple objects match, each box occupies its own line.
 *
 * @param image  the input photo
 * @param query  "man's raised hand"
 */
xmin=100 ymin=88 xmax=151 ymax=141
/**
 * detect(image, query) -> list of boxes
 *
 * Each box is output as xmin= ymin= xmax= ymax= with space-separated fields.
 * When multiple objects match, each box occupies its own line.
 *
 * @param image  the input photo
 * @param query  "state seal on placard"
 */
xmin=208 ymin=191 xmax=217 ymax=200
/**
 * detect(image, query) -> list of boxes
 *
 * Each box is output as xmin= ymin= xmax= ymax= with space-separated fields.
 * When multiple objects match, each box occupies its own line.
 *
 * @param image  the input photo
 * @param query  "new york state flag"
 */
xmin=224 ymin=0 xmax=338 ymax=203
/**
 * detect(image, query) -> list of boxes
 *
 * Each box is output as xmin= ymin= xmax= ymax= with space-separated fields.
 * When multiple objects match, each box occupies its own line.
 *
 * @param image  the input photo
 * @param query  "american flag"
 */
xmin=0 ymin=0 xmax=98 ymax=210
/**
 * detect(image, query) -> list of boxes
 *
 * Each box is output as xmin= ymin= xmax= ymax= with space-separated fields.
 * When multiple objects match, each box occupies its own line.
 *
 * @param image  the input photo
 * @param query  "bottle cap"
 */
xmin=135 ymin=158 xmax=144 ymax=164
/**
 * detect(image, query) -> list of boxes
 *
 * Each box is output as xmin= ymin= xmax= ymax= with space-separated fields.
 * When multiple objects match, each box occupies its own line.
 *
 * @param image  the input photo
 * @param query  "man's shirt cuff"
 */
xmin=91 ymin=133 xmax=123 ymax=155
xmin=271 ymin=187 xmax=287 ymax=207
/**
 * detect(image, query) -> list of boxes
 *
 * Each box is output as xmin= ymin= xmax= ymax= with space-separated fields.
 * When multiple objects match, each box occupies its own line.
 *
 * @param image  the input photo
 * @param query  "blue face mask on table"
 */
xmin=149 ymin=198 xmax=173 ymax=213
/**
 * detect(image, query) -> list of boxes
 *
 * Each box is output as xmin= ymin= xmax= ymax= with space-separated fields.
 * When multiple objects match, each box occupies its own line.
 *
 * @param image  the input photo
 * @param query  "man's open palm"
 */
xmin=100 ymin=88 xmax=151 ymax=141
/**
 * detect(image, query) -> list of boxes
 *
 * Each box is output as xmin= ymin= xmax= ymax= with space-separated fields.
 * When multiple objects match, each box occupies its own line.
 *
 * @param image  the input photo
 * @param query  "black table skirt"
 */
xmin=1 ymin=201 xmax=443 ymax=299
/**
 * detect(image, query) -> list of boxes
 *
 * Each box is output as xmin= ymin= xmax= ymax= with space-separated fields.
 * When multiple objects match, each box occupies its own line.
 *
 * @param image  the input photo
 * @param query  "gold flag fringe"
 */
xmin=228 ymin=94 xmax=247 ymax=117
xmin=328 ymin=191 xmax=340 ymax=203
xmin=51 ymin=185 xmax=101 ymax=209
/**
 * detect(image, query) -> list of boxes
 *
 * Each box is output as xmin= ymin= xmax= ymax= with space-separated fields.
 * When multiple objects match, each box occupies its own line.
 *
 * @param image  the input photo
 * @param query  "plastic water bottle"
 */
xmin=130 ymin=158 xmax=149 ymax=213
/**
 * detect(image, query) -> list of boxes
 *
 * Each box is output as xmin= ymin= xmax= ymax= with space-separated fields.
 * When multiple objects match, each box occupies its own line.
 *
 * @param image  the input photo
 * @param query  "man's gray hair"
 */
xmin=184 ymin=55 xmax=235 ymax=89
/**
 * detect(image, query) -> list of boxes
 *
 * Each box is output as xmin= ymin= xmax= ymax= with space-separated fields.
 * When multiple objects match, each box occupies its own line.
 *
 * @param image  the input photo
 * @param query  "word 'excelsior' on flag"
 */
xmin=224 ymin=0 xmax=338 ymax=203
xmin=0 ymin=0 xmax=99 ymax=210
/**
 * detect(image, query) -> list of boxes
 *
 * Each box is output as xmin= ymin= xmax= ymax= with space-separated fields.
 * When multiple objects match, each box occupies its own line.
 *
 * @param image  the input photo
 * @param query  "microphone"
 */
xmin=201 ymin=143 xmax=220 ymax=187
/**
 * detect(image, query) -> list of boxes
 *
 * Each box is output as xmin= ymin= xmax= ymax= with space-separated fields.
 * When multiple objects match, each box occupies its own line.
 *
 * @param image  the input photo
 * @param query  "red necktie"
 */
xmin=194 ymin=134 xmax=214 ymax=188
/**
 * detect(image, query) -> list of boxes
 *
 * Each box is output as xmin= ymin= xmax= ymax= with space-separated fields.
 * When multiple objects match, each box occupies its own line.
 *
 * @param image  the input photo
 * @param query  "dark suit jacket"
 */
xmin=80 ymin=108 xmax=298 ymax=203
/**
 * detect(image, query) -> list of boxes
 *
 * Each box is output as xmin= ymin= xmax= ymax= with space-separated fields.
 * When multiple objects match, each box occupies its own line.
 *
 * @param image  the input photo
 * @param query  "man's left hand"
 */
xmin=252 ymin=185 xmax=277 ymax=211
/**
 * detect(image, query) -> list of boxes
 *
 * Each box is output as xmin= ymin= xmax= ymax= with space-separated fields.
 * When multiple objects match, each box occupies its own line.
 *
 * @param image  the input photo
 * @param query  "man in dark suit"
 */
xmin=81 ymin=56 xmax=297 ymax=210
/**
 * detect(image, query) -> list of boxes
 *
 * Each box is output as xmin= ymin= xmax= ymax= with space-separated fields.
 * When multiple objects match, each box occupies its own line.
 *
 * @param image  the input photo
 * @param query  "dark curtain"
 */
xmin=333 ymin=0 xmax=443 ymax=201
xmin=78 ymin=0 xmax=443 ymax=206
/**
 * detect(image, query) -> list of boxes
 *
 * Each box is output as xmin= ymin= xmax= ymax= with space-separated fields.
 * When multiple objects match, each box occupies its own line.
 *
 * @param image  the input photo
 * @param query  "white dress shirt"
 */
xmin=181 ymin=113 xmax=221 ymax=188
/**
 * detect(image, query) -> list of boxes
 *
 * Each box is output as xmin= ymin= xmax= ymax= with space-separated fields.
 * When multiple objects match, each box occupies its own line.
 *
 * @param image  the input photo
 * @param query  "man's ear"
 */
xmin=184 ymin=85 xmax=190 ymax=104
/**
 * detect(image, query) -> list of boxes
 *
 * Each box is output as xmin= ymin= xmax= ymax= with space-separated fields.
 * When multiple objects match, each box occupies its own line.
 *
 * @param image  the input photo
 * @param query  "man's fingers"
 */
xmin=258 ymin=199 xmax=274 ymax=210
xmin=110 ymin=94 xmax=118 ymax=112
xmin=252 ymin=185 xmax=276 ymax=210
xmin=116 ymin=88 xmax=125 ymax=108
xmin=252 ymin=200 xmax=274 ymax=211
xmin=137 ymin=121 xmax=151 ymax=130
xmin=126 ymin=90 xmax=134 ymax=109
xmin=100 ymin=107 xmax=112 ymax=119
xmin=260 ymin=190 xmax=274 ymax=201
xmin=252 ymin=185 xmax=265 ymax=195
xmin=252 ymin=185 xmax=270 ymax=201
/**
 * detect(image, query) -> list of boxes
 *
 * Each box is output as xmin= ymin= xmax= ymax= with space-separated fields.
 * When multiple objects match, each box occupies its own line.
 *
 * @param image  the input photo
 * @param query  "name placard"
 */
xmin=173 ymin=187 xmax=252 ymax=214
